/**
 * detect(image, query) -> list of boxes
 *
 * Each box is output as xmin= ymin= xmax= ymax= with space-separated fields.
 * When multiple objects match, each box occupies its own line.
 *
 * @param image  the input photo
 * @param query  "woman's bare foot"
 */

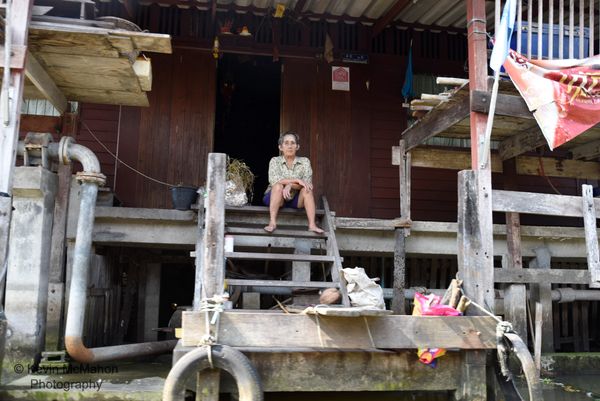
xmin=264 ymin=223 xmax=277 ymax=233
xmin=308 ymin=225 xmax=324 ymax=234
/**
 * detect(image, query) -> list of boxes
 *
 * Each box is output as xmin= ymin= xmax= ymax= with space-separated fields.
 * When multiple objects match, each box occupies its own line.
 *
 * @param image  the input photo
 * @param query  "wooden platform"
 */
xmin=181 ymin=310 xmax=497 ymax=349
xmin=400 ymin=79 xmax=600 ymax=175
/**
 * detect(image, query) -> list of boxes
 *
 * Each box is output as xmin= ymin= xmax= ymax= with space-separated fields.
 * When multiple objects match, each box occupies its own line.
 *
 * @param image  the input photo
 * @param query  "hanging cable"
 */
xmin=81 ymin=121 xmax=177 ymax=187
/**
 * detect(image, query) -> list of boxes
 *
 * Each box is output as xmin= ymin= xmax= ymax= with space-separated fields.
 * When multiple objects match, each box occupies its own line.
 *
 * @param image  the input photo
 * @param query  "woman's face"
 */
xmin=279 ymin=134 xmax=299 ymax=157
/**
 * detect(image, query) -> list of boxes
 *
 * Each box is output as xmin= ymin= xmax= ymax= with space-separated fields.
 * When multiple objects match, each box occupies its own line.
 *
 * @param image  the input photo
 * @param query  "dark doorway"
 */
xmin=214 ymin=54 xmax=281 ymax=205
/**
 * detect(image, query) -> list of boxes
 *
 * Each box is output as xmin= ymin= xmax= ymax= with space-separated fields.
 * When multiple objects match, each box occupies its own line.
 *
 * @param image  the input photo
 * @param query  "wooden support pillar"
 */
xmin=582 ymin=184 xmax=600 ymax=288
xmin=466 ymin=0 xmax=489 ymax=169
xmin=529 ymin=247 xmax=554 ymax=352
xmin=196 ymin=369 xmax=219 ymax=401
xmin=0 ymin=0 xmax=34 ymax=305
xmin=193 ymin=198 xmax=205 ymax=311
xmin=202 ymin=153 xmax=226 ymax=298
xmin=392 ymin=140 xmax=411 ymax=314
xmin=137 ymin=262 xmax=160 ymax=342
xmin=292 ymin=238 xmax=314 ymax=306
xmin=502 ymin=158 xmax=527 ymax=343
xmin=454 ymin=350 xmax=487 ymax=401
xmin=197 ymin=153 xmax=226 ymax=400
xmin=45 ymin=162 xmax=72 ymax=350
xmin=458 ymin=169 xmax=494 ymax=313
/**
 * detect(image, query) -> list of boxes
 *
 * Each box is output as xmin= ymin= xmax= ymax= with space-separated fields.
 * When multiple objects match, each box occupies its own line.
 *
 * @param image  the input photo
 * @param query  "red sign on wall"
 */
xmin=332 ymin=66 xmax=350 ymax=91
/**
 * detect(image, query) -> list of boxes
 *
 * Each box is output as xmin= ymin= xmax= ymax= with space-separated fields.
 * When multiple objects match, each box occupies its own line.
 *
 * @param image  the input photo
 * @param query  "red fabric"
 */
xmin=503 ymin=50 xmax=600 ymax=149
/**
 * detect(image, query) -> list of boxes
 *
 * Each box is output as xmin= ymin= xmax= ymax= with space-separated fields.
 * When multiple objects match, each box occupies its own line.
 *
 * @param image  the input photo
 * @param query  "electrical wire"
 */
xmin=81 ymin=121 xmax=177 ymax=187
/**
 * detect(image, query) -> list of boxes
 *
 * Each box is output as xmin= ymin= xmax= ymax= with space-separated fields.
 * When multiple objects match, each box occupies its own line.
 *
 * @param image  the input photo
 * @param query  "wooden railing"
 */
xmin=495 ymin=0 xmax=596 ymax=59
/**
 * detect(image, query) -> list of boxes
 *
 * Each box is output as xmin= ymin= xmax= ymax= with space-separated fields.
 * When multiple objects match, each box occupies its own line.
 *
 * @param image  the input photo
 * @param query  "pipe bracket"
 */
xmin=76 ymin=171 xmax=106 ymax=186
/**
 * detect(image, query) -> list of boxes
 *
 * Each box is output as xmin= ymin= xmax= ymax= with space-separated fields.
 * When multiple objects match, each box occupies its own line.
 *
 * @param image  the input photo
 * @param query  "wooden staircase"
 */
xmin=223 ymin=197 xmax=350 ymax=307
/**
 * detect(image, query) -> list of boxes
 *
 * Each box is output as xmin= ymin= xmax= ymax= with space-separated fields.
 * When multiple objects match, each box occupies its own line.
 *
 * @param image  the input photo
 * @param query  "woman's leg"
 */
xmin=298 ymin=188 xmax=324 ymax=233
xmin=265 ymin=183 xmax=284 ymax=232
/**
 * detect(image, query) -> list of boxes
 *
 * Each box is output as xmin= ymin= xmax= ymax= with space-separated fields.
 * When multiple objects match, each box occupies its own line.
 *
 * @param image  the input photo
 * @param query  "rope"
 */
xmin=81 ymin=121 xmax=177 ymax=187
xmin=314 ymin=314 xmax=324 ymax=348
xmin=363 ymin=316 xmax=375 ymax=348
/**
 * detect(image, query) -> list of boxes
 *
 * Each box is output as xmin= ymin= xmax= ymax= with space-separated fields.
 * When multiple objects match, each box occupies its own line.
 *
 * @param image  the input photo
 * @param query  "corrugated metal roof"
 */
xmin=135 ymin=0 xmax=598 ymax=40
xmin=183 ymin=0 xmax=493 ymax=29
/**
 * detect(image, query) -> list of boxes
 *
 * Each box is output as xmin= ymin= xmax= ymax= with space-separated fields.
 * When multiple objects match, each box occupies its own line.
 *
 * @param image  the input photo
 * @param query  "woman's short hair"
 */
xmin=278 ymin=131 xmax=300 ymax=146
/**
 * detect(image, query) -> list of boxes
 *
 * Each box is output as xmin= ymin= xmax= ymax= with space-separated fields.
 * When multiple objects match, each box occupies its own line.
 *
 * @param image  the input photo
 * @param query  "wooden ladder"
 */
xmin=224 ymin=196 xmax=350 ymax=307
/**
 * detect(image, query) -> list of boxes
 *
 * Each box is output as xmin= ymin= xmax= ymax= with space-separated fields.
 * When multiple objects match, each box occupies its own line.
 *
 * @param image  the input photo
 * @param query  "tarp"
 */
xmin=503 ymin=50 xmax=600 ymax=150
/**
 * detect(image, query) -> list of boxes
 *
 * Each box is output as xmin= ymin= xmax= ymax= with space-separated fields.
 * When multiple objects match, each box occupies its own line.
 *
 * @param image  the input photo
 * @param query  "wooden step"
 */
xmin=227 ymin=279 xmax=339 ymax=288
xmin=225 ymin=226 xmax=327 ymax=239
xmin=225 ymin=252 xmax=335 ymax=263
xmin=226 ymin=205 xmax=325 ymax=216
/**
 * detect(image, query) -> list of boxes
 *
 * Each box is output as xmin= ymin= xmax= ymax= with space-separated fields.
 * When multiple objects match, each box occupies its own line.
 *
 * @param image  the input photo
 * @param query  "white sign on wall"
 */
xmin=332 ymin=66 xmax=350 ymax=91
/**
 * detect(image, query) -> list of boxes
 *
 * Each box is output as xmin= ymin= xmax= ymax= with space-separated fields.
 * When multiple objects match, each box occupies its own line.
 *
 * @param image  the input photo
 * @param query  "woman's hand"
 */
xmin=297 ymin=179 xmax=313 ymax=193
xmin=282 ymin=183 xmax=293 ymax=200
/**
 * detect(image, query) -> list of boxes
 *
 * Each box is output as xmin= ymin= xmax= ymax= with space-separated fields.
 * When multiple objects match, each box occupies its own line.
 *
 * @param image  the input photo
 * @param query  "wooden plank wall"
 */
xmin=280 ymin=59 xmax=370 ymax=217
xmin=79 ymin=49 xmax=216 ymax=208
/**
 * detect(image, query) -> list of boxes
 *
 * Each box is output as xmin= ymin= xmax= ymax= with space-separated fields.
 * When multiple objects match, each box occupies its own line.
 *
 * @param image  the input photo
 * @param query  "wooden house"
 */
xmin=0 ymin=0 xmax=599 ymax=400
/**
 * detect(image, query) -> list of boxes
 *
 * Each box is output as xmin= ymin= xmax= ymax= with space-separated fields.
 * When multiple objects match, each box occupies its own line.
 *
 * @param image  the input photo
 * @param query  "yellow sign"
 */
xmin=274 ymin=3 xmax=285 ymax=18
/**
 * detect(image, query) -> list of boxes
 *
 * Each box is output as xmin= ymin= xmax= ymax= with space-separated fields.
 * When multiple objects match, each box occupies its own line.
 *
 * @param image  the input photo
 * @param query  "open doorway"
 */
xmin=214 ymin=54 xmax=281 ymax=205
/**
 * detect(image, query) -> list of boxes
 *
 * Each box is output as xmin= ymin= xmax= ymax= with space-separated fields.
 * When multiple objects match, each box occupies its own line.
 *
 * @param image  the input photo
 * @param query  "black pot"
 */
xmin=171 ymin=186 xmax=198 ymax=210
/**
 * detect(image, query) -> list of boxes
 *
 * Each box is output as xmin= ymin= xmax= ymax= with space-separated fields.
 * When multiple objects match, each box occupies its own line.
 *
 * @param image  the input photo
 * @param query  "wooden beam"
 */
xmin=393 ymin=147 xmax=600 ymax=180
xmin=492 ymin=189 xmax=600 ymax=217
xmin=371 ymin=0 xmax=411 ymax=38
xmin=25 ymin=51 xmax=67 ymax=114
xmin=402 ymin=88 xmax=470 ymax=151
xmin=494 ymin=268 xmax=590 ymax=284
xmin=498 ymin=129 xmax=547 ymax=160
xmin=571 ymin=138 xmax=600 ymax=160
xmin=182 ymin=311 xmax=498 ymax=349
xmin=0 ymin=45 xmax=27 ymax=69
xmin=582 ymin=184 xmax=600 ymax=288
xmin=19 ymin=114 xmax=61 ymax=133
xmin=471 ymin=90 xmax=532 ymax=119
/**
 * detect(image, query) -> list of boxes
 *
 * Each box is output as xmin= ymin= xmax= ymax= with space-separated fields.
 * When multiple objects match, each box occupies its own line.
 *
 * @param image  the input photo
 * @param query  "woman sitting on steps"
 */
xmin=262 ymin=131 xmax=324 ymax=234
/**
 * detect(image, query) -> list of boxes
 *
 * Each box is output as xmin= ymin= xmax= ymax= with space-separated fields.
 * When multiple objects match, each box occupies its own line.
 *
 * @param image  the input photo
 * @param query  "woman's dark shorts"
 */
xmin=263 ymin=190 xmax=301 ymax=209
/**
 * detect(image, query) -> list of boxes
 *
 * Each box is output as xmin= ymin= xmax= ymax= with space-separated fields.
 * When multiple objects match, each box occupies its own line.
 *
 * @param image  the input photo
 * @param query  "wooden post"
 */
xmin=582 ymin=184 xmax=600 ymax=288
xmin=457 ymin=169 xmax=495 ymax=313
xmin=502 ymin=158 xmax=527 ymax=343
xmin=193 ymin=197 xmax=205 ymax=311
xmin=202 ymin=153 xmax=226 ymax=298
xmin=197 ymin=369 xmax=220 ymax=401
xmin=529 ymin=247 xmax=554 ymax=352
xmin=466 ymin=0 xmax=489 ymax=169
xmin=392 ymin=230 xmax=406 ymax=314
xmin=45 ymin=162 xmax=72 ymax=350
xmin=292 ymin=238 xmax=314 ymax=306
xmin=0 ymin=0 xmax=34 ymax=304
xmin=454 ymin=350 xmax=487 ymax=401
xmin=534 ymin=301 xmax=543 ymax=375
xmin=197 ymin=153 xmax=225 ymax=401
xmin=392 ymin=140 xmax=410 ymax=314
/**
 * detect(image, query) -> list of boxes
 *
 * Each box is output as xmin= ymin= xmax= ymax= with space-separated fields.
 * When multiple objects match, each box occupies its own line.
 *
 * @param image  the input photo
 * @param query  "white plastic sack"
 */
xmin=224 ymin=179 xmax=248 ymax=206
xmin=342 ymin=267 xmax=385 ymax=310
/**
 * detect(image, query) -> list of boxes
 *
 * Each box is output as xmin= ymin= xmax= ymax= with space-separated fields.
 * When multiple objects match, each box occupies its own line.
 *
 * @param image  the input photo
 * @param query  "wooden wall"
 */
xmin=78 ymin=49 xmax=216 ymax=208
